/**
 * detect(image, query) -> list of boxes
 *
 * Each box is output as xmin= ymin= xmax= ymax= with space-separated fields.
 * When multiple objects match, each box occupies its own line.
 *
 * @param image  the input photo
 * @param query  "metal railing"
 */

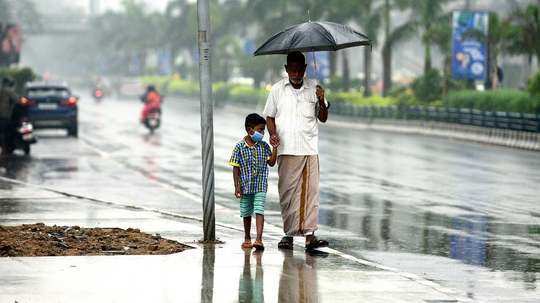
xmin=332 ymin=103 xmax=540 ymax=133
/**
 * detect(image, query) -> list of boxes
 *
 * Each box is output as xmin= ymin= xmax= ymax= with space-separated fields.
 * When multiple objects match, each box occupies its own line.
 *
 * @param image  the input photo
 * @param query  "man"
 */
xmin=263 ymin=51 xmax=329 ymax=251
xmin=0 ymin=77 xmax=17 ymax=155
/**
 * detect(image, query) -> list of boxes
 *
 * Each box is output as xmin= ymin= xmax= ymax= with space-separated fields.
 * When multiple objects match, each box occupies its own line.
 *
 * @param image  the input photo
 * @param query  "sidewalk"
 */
xmin=0 ymin=181 xmax=464 ymax=303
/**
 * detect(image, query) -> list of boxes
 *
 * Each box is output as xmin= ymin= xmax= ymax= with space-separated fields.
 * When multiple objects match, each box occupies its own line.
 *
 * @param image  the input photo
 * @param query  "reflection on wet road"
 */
xmin=1 ymin=95 xmax=539 ymax=301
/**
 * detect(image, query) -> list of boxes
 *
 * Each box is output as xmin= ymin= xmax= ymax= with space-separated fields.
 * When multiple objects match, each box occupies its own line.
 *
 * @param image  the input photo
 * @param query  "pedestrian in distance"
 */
xmin=263 ymin=51 xmax=330 ymax=251
xmin=229 ymin=113 xmax=279 ymax=251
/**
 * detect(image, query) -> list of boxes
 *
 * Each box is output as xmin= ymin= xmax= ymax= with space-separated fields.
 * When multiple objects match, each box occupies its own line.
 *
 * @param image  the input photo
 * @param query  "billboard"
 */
xmin=451 ymin=11 xmax=489 ymax=81
xmin=0 ymin=24 xmax=22 ymax=67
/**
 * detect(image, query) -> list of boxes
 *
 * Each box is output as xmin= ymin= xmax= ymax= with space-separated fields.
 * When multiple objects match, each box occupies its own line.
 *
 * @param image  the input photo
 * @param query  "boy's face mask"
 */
xmin=250 ymin=130 xmax=264 ymax=142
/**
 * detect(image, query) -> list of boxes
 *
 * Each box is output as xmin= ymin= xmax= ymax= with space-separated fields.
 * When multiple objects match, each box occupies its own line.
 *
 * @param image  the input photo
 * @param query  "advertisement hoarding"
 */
xmin=451 ymin=11 xmax=489 ymax=81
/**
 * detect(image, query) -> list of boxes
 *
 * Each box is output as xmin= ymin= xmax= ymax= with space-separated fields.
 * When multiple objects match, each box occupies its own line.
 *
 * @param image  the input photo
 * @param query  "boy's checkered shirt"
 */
xmin=229 ymin=140 xmax=272 ymax=194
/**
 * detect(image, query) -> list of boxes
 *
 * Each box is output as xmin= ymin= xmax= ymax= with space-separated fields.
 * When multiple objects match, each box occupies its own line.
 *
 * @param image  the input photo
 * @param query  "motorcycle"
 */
xmin=92 ymin=87 xmax=104 ymax=102
xmin=144 ymin=108 xmax=161 ymax=134
xmin=140 ymin=95 xmax=163 ymax=134
xmin=2 ymin=98 xmax=37 ymax=155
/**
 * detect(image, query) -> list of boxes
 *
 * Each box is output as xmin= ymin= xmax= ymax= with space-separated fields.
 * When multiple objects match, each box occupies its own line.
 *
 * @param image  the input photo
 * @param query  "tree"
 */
xmin=381 ymin=0 xmax=410 ymax=96
xmin=357 ymin=0 xmax=381 ymax=96
xmin=164 ymin=0 xmax=197 ymax=75
xmin=393 ymin=0 xmax=451 ymax=75
xmin=505 ymin=4 xmax=540 ymax=74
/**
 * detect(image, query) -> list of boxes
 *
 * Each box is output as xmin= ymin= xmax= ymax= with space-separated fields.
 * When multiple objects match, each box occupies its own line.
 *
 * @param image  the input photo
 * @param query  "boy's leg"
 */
xmin=255 ymin=214 xmax=264 ymax=242
xmin=240 ymin=194 xmax=255 ymax=244
xmin=243 ymin=217 xmax=252 ymax=241
xmin=253 ymin=192 xmax=266 ymax=243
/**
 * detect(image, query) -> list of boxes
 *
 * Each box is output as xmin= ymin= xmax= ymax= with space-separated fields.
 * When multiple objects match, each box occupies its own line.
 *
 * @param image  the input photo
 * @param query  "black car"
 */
xmin=23 ymin=81 xmax=79 ymax=137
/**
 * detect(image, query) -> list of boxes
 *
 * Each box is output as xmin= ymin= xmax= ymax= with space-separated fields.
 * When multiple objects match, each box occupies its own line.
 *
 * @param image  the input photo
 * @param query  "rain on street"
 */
xmin=2 ymin=94 xmax=539 ymax=301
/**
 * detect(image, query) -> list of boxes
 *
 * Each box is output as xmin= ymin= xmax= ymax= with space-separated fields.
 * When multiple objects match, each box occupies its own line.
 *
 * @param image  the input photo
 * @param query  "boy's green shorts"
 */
xmin=239 ymin=192 xmax=266 ymax=217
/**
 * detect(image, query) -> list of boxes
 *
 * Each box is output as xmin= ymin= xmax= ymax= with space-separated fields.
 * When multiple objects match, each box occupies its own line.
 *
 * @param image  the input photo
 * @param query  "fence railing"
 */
xmin=332 ymin=103 xmax=540 ymax=133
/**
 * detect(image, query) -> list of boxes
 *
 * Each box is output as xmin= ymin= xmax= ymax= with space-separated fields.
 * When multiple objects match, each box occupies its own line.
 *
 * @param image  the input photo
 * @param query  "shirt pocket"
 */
xmin=298 ymin=99 xmax=317 ymax=119
xmin=298 ymin=99 xmax=317 ymax=138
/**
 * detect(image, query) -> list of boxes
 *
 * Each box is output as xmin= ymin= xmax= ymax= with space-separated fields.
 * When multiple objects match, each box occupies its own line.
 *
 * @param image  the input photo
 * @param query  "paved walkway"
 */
xmin=0 ymin=179 xmax=467 ymax=303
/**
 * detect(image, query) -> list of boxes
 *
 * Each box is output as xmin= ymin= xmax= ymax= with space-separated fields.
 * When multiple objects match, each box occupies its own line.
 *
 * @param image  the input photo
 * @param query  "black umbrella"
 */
xmin=253 ymin=21 xmax=371 ymax=56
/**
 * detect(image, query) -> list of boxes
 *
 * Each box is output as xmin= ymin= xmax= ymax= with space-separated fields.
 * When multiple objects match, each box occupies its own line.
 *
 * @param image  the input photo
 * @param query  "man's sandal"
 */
xmin=278 ymin=236 xmax=293 ymax=250
xmin=305 ymin=237 xmax=329 ymax=251
xmin=253 ymin=240 xmax=265 ymax=251
xmin=241 ymin=240 xmax=252 ymax=249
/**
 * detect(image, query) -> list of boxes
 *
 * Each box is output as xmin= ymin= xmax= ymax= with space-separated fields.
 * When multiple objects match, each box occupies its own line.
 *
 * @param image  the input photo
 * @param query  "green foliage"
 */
xmin=505 ymin=4 xmax=540 ymax=63
xmin=167 ymin=79 xmax=199 ymax=96
xmin=227 ymin=85 xmax=267 ymax=105
xmin=528 ymin=71 xmax=540 ymax=96
xmin=0 ymin=67 xmax=37 ymax=95
xmin=330 ymin=91 xmax=398 ymax=107
xmin=411 ymin=69 xmax=443 ymax=103
xmin=444 ymin=89 xmax=539 ymax=113
xmin=326 ymin=76 xmax=362 ymax=92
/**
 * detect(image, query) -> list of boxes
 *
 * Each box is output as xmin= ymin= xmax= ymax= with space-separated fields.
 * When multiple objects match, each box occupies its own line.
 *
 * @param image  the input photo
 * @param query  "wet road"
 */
xmin=1 ymin=94 xmax=539 ymax=301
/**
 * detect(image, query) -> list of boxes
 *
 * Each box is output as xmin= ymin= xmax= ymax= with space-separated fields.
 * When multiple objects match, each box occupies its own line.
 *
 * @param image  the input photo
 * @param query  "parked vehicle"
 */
xmin=23 ymin=81 xmax=79 ymax=137
xmin=1 ymin=97 xmax=37 ymax=155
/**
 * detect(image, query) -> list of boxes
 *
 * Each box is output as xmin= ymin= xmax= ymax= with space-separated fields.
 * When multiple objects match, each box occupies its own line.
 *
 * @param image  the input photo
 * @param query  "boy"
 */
xmin=229 ymin=113 xmax=278 ymax=251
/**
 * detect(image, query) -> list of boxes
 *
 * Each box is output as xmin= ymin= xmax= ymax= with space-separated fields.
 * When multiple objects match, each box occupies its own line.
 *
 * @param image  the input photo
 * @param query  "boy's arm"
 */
xmin=267 ymin=145 xmax=278 ymax=167
xmin=233 ymin=166 xmax=242 ymax=198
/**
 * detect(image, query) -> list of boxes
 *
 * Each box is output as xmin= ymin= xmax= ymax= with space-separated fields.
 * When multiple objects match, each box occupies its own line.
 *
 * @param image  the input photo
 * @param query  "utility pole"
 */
xmin=196 ymin=0 xmax=216 ymax=241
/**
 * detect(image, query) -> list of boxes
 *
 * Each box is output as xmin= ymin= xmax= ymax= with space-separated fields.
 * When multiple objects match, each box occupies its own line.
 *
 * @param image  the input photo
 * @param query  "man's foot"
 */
xmin=253 ymin=239 xmax=265 ymax=251
xmin=278 ymin=236 xmax=293 ymax=250
xmin=305 ymin=236 xmax=328 ymax=251
xmin=241 ymin=240 xmax=252 ymax=249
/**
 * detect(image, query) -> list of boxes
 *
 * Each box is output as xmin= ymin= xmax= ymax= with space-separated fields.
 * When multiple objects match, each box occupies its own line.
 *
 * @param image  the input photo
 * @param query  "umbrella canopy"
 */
xmin=253 ymin=21 xmax=371 ymax=56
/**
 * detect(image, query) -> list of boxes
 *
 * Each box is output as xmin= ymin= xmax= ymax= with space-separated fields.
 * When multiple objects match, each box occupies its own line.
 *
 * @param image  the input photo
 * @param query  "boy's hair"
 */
xmin=245 ymin=113 xmax=266 ymax=130
xmin=286 ymin=51 xmax=305 ymax=65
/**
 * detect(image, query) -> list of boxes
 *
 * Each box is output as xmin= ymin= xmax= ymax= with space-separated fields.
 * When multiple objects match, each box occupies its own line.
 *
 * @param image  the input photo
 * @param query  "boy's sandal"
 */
xmin=305 ymin=237 xmax=328 ymax=251
xmin=278 ymin=236 xmax=293 ymax=250
xmin=241 ymin=241 xmax=252 ymax=249
xmin=253 ymin=240 xmax=265 ymax=251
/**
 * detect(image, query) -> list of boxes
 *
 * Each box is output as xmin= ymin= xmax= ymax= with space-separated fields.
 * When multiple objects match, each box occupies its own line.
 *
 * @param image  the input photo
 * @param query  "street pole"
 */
xmin=197 ymin=0 xmax=215 ymax=241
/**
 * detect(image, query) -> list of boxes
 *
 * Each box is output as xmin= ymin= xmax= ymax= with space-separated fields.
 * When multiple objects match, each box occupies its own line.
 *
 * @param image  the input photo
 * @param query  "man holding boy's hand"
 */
xmin=263 ymin=51 xmax=330 ymax=251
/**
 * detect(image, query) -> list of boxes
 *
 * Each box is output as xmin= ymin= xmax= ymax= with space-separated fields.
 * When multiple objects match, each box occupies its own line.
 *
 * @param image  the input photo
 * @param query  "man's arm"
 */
xmin=316 ymin=85 xmax=328 ymax=123
xmin=266 ymin=117 xmax=280 ymax=146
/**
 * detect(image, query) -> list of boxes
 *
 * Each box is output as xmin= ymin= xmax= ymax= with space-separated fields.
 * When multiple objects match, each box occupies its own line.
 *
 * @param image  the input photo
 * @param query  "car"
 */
xmin=22 ymin=81 xmax=79 ymax=137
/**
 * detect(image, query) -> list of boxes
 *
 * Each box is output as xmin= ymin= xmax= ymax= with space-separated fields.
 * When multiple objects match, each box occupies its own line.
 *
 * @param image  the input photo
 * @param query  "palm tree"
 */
xmin=381 ymin=0 xmax=411 ymax=96
xmin=164 ymin=0 xmax=197 ymax=75
xmin=357 ymin=0 xmax=381 ymax=96
xmin=505 ymin=4 xmax=540 ymax=75
xmin=390 ymin=0 xmax=450 ymax=75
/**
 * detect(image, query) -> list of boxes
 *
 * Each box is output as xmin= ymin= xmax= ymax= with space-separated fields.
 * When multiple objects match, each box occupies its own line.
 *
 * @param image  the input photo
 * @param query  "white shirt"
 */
xmin=263 ymin=78 xmax=328 ymax=156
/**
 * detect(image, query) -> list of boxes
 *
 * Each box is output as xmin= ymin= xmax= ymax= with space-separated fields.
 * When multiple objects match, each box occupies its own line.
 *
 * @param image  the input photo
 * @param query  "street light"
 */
xmin=197 ymin=0 xmax=216 ymax=241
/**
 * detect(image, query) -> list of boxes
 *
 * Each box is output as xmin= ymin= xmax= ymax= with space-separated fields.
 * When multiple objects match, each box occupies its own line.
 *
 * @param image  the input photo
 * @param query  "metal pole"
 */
xmin=197 ymin=0 xmax=215 ymax=241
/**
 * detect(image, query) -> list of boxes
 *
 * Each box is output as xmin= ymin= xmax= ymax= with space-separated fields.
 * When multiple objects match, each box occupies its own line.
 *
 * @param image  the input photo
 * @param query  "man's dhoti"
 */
xmin=278 ymin=155 xmax=319 ymax=236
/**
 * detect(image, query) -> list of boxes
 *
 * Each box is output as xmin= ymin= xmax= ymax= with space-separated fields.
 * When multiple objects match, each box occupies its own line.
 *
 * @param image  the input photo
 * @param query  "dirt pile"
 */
xmin=0 ymin=223 xmax=191 ymax=257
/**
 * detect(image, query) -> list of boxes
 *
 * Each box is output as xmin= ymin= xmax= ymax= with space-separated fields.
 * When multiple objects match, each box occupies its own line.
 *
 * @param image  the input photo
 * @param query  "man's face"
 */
xmin=285 ymin=61 xmax=306 ymax=85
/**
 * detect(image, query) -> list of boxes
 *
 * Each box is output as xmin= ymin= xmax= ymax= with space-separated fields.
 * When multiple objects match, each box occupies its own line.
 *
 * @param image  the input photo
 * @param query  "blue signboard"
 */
xmin=451 ymin=11 xmax=489 ymax=81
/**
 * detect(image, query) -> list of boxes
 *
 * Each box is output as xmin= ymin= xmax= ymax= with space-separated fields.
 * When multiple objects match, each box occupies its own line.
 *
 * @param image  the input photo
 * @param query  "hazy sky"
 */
xmin=55 ymin=0 xmax=172 ymax=14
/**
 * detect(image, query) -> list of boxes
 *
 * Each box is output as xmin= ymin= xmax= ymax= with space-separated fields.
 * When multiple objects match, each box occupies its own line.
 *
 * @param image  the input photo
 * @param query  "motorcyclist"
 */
xmin=140 ymin=85 xmax=162 ymax=123
xmin=0 ymin=76 xmax=17 ymax=155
